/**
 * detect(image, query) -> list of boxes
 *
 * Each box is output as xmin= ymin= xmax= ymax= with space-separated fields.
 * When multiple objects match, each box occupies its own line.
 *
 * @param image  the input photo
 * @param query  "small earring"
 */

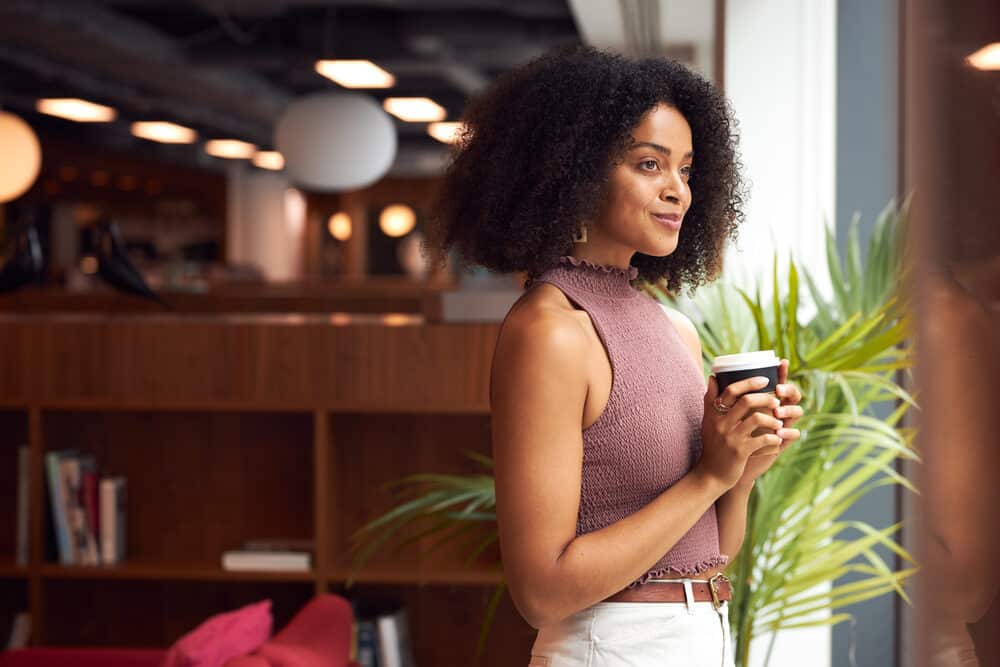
xmin=572 ymin=223 xmax=588 ymax=244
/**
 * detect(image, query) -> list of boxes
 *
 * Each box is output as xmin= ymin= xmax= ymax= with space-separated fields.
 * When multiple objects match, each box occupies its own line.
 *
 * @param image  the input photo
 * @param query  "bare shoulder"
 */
xmin=657 ymin=303 xmax=702 ymax=368
xmin=492 ymin=285 xmax=590 ymax=391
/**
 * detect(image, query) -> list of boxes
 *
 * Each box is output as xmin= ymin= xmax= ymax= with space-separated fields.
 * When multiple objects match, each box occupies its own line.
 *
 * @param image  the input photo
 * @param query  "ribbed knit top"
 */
xmin=528 ymin=255 xmax=728 ymax=586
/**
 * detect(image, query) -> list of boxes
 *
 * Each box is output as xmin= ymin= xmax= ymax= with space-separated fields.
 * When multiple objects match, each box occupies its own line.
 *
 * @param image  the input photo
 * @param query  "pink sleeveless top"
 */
xmin=528 ymin=255 xmax=728 ymax=586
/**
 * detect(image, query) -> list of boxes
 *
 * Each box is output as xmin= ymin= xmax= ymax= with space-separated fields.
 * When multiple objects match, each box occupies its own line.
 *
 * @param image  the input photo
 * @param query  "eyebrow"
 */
xmin=629 ymin=141 xmax=694 ymax=159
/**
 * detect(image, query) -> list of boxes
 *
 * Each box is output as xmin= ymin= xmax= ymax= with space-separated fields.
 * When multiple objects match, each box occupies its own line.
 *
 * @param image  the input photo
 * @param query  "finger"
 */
xmin=747 ymin=433 xmax=782 ymax=456
xmin=777 ymin=428 xmax=801 ymax=442
xmin=718 ymin=376 xmax=772 ymax=407
xmin=774 ymin=405 xmax=803 ymax=418
xmin=736 ymin=411 xmax=783 ymax=439
xmin=706 ymin=374 xmax=719 ymax=401
xmin=775 ymin=405 xmax=804 ymax=424
xmin=778 ymin=358 xmax=789 ymax=385
xmin=725 ymin=393 xmax=780 ymax=427
xmin=776 ymin=382 xmax=803 ymax=405
xmin=749 ymin=447 xmax=780 ymax=457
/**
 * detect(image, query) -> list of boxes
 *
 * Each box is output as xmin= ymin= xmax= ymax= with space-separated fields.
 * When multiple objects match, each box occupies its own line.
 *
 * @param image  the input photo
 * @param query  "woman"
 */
xmin=426 ymin=47 xmax=804 ymax=666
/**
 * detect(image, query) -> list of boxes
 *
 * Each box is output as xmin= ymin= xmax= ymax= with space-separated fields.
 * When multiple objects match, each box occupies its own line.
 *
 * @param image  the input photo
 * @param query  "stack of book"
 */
xmin=45 ymin=450 xmax=127 ymax=566
xmin=220 ymin=538 xmax=313 ymax=572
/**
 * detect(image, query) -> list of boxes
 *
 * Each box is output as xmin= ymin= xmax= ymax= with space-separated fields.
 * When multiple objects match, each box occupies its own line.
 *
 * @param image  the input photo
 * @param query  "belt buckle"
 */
xmin=708 ymin=572 xmax=728 ymax=610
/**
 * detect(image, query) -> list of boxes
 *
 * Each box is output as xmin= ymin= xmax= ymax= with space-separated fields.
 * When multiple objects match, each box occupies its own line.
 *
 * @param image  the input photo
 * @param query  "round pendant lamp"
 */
xmin=275 ymin=93 xmax=397 ymax=191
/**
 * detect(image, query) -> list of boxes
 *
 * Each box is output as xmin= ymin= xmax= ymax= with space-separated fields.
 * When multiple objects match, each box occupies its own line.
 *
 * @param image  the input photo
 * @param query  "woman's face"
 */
xmin=592 ymin=103 xmax=694 ymax=259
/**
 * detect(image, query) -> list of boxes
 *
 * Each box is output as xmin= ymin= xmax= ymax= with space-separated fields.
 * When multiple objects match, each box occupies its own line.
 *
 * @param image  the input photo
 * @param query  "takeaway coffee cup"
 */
xmin=711 ymin=351 xmax=782 ymax=445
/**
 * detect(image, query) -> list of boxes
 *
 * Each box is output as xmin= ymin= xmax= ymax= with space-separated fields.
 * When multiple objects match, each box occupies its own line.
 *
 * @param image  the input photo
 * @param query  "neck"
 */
xmin=567 ymin=246 xmax=636 ymax=273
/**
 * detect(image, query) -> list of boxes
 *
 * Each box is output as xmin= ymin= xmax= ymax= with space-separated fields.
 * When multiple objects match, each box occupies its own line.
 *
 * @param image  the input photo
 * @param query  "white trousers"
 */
xmin=528 ymin=579 xmax=736 ymax=667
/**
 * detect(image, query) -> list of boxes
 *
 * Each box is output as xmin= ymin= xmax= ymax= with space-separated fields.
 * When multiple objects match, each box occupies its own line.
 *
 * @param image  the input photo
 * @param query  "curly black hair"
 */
xmin=424 ymin=45 xmax=747 ymax=294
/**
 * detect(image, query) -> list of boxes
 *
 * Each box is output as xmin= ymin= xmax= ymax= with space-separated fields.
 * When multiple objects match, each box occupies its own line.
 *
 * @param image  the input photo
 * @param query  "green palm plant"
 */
xmin=351 ymin=200 xmax=917 ymax=667
xmin=645 ymin=200 xmax=917 ymax=665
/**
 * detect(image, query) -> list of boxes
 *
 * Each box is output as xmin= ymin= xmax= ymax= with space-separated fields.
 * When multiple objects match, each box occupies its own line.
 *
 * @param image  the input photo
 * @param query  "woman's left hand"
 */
xmin=731 ymin=358 xmax=803 ymax=490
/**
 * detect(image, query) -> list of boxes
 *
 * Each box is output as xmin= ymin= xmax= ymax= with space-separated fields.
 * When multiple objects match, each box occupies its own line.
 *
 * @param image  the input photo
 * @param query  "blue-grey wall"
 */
xmin=834 ymin=1 xmax=900 ymax=666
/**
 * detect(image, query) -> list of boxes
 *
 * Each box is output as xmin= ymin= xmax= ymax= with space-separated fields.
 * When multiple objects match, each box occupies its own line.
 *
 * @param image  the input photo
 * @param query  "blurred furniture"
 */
xmin=0 ymin=312 xmax=532 ymax=665
xmin=0 ymin=594 xmax=360 ymax=666
xmin=0 ymin=279 xmax=452 ymax=320
xmin=0 ymin=648 xmax=163 ymax=667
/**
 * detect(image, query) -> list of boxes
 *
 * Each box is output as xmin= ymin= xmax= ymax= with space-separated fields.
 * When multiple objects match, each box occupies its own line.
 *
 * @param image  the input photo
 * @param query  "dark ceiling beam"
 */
xmin=0 ymin=0 xmax=289 ymax=144
xmin=182 ymin=0 xmax=572 ymax=20
xmin=0 ymin=46 xmax=272 ymax=144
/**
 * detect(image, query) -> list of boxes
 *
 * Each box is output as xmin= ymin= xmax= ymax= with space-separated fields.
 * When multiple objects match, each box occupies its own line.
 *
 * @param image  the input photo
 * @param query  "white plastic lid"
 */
xmin=711 ymin=350 xmax=780 ymax=373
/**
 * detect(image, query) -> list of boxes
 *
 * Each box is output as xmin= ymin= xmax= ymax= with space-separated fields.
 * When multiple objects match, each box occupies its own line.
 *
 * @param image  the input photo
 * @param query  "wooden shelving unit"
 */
xmin=0 ymin=312 xmax=532 ymax=665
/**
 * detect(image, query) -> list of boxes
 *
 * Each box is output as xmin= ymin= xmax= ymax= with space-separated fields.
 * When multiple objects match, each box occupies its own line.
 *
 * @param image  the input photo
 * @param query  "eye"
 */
xmin=681 ymin=165 xmax=693 ymax=178
xmin=639 ymin=159 xmax=659 ymax=171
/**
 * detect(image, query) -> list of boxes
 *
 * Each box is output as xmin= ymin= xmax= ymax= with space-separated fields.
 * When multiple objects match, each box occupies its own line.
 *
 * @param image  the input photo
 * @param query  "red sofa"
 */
xmin=0 ymin=594 xmax=360 ymax=667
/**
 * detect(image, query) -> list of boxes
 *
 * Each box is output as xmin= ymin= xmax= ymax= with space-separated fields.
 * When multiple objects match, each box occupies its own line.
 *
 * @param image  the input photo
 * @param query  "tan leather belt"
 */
xmin=604 ymin=573 xmax=733 ymax=608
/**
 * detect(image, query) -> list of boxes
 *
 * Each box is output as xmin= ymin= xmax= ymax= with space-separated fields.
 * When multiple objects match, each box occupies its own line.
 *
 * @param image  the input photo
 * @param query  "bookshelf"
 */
xmin=0 ymin=312 xmax=534 ymax=665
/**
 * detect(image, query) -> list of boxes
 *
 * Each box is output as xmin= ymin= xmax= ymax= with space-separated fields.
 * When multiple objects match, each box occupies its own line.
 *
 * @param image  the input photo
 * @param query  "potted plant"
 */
xmin=351 ymin=201 xmax=918 ymax=667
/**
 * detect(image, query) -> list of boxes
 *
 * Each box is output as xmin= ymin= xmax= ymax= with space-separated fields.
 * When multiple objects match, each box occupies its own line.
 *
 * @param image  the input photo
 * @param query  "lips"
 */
xmin=652 ymin=212 xmax=682 ymax=230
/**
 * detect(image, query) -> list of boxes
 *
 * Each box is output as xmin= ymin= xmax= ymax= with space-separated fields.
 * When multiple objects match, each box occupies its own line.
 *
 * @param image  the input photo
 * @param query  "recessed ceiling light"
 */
xmin=315 ymin=60 xmax=396 ymax=88
xmin=36 ymin=98 xmax=117 ymax=122
xmin=383 ymin=97 xmax=447 ymax=123
xmin=131 ymin=121 xmax=197 ymax=144
xmin=427 ymin=121 xmax=465 ymax=144
xmin=205 ymin=139 xmax=257 ymax=159
xmin=966 ymin=42 xmax=1000 ymax=70
xmin=252 ymin=151 xmax=285 ymax=170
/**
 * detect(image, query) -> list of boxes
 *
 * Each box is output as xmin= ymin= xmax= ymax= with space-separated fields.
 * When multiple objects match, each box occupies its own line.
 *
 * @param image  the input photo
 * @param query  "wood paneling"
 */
xmin=0 ymin=314 xmax=499 ymax=411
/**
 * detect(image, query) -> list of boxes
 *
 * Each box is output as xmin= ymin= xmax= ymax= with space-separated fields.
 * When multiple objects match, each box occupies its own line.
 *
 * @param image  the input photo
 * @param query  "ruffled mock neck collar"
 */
xmin=534 ymin=255 xmax=639 ymax=298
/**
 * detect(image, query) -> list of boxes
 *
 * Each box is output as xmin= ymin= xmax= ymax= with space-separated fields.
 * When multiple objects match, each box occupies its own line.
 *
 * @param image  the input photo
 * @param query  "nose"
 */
xmin=659 ymin=169 xmax=685 ymax=203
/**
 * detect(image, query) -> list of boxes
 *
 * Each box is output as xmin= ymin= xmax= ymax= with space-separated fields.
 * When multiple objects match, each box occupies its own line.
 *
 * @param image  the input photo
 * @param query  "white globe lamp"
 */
xmin=275 ymin=93 xmax=397 ymax=191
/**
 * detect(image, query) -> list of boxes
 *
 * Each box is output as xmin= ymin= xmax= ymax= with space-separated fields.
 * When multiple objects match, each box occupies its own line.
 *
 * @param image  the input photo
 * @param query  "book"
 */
xmin=5 ymin=611 xmax=31 ymax=650
xmin=15 ymin=446 xmax=29 ymax=566
xmin=355 ymin=619 xmax=379 ymax=667
xmin=241 ymin=538 xmax=315 ymax=553
xmin=45 ymin=450 xmax=75 ymax=565
xmin=80 ymin=465 xmax=101 ymax=564
xmin=220 ymin=550 xmax=311 ymax=572
xmin=100 ymin=477 xmax=127 ymax=565
xmin=375 ymin=608 xmax=415 ymax=667
xmin=65 ymin=456 xmax=100 ymax=566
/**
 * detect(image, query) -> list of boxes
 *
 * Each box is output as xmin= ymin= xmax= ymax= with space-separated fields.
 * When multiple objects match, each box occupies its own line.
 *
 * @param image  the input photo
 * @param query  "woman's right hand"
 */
xmin=697 ymin=374 xmax=784 ymax=490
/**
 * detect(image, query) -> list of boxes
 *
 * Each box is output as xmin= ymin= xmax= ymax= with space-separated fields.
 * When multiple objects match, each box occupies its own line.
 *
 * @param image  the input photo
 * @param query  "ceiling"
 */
xmin=0 ymin=0 xmax=715 ymax=180
xmin=0 ymin=0 xmax=580 ymax=177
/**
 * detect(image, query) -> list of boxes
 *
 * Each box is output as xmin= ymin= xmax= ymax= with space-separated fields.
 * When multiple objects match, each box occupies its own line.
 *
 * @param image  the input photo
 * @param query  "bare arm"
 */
xmin=715 ymin=483 xmax=754 ymax=557
xmin=662 ymin=305 xmax=754 ymax=559
xmin=491 ymin=305 xmax=729 ymax=629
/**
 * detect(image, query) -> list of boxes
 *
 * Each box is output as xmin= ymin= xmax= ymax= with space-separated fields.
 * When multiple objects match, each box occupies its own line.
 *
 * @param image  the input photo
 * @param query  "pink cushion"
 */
xmin=162 ymin=600 xmax=273 ymax=667
xmin=221 ymin=658 xmax=270 ymax=667
xmin=252 ymin=595 xmax=353 ymax=667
